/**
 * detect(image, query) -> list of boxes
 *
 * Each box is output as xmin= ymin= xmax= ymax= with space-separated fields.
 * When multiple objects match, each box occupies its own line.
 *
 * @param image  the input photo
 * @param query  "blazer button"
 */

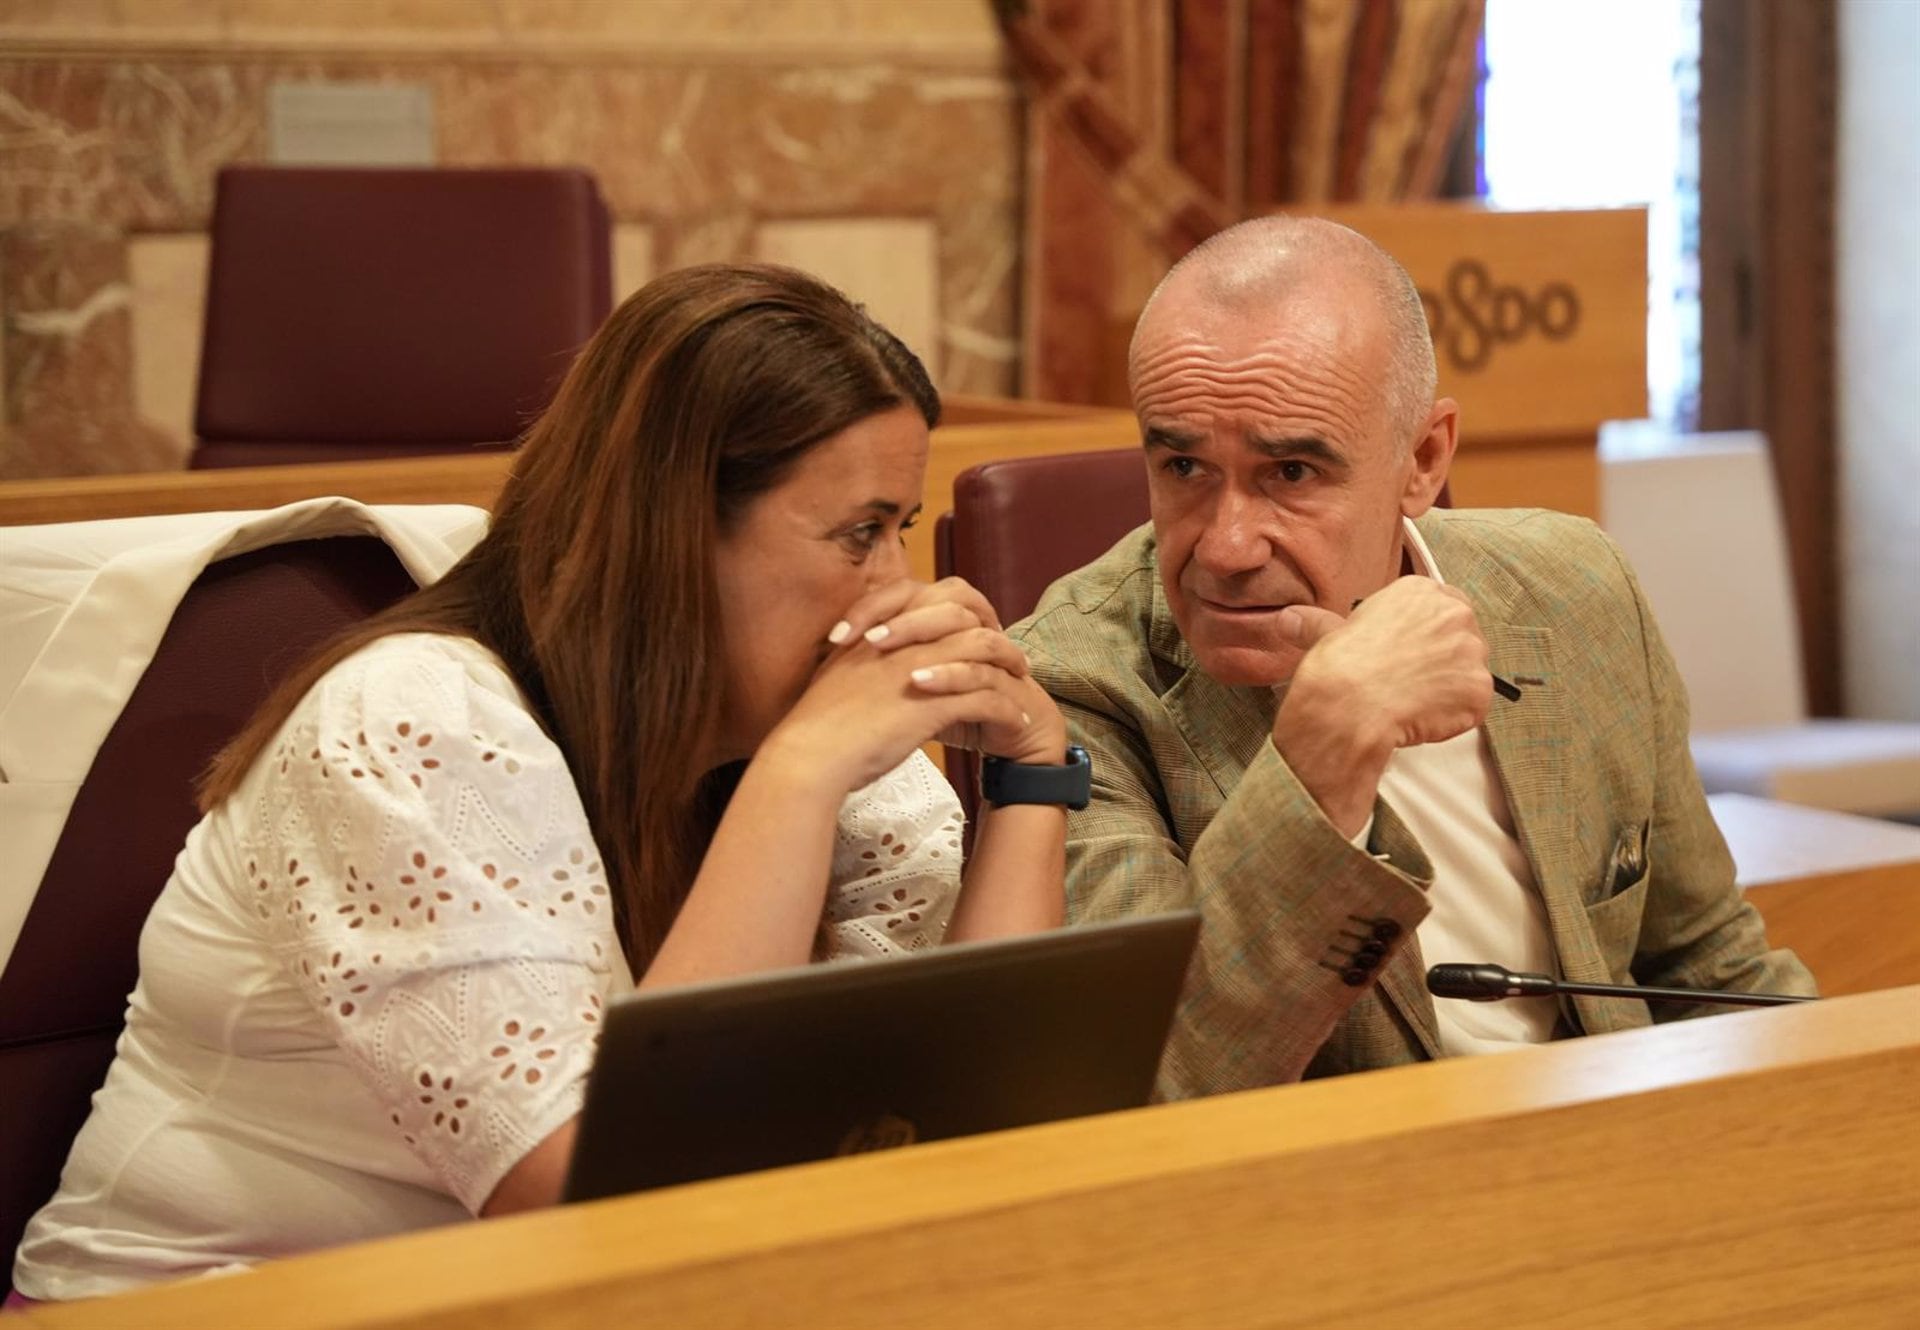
xmin=1341 ymin=966 xmax=1370 ymax=986
xmin=1351 ymin=950 xmax=1382 ymax=971
xmin=1355 ymin=941 xmax=1386 ymax=962
xmin=1371 ymin=920 xmax=1402 ymax=942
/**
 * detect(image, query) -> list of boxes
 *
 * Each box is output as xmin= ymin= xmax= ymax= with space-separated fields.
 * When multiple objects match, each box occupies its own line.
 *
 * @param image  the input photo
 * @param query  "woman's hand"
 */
xmin=759 ymin=579 xmax=1065 ymax=795
xmin=828 ymin=578 xmax=1066 ymax=764
xmin=765 ymin=577 xmax=1070 ymax=949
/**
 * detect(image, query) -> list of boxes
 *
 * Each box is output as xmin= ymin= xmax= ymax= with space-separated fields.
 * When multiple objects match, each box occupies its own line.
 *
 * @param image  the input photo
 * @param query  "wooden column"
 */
xmin=1699 ymin=0 xmax=1840 ymax=716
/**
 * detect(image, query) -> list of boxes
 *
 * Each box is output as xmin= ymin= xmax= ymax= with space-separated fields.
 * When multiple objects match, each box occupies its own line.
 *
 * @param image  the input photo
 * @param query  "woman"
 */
xmin=10 ymin=265 xmax=1069 ymax=1302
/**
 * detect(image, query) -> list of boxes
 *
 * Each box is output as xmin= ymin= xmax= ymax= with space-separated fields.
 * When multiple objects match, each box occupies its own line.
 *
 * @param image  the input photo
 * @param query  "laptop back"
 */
xmin=563 ymin=912 xmax=1198 ymax=1202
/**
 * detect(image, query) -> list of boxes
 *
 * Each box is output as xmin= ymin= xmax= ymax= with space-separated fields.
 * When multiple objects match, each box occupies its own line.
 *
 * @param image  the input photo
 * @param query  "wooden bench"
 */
xmin=1714 ymin=792 xmax=1920 ymax=996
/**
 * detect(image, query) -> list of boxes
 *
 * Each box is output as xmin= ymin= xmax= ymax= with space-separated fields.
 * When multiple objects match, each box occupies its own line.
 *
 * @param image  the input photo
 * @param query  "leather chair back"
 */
xmin=934 ymin=448 xmax=1151 ymax=820
xmin=0 ymin=537 xmax=418 ymax=1289
xmin=192 ymin=166 xmax=612 ymax=469
xmin=935 ymin=448 xmax=1152 ymax=629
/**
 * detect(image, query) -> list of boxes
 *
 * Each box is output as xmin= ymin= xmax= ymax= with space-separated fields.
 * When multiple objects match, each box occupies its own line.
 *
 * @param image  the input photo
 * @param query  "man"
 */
xmin=1011 ymin=216 xmax=1813 ymax=1098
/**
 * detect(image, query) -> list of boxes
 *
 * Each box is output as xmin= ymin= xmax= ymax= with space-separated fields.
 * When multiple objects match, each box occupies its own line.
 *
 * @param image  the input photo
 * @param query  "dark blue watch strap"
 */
xmin=979 ymin=745 xmax=1092 ymax=810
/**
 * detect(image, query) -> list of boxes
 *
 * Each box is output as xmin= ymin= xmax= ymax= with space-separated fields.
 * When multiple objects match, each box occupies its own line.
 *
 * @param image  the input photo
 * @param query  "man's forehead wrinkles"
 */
xmin=1134 ymin=376 xmax=1349 ymax=423
xmin=1133 ymin=338 xmax=1316 ymax=377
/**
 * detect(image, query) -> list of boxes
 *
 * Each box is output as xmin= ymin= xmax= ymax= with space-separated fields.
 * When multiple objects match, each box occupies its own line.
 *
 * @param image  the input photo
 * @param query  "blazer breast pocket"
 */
xmin=1582 ymin=869 xmax=1650 ymax=980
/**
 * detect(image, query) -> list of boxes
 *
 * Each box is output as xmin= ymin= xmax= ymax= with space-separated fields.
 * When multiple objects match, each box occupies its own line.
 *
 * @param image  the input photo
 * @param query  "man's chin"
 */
xmin=1189 ymin=639 xmax=1302 ymax=690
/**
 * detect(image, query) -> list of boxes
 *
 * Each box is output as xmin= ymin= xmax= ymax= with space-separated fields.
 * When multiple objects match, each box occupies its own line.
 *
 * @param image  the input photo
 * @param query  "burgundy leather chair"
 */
xmin=933 ymin=447 xmax=1450 ymax=822
xmin=190 ymin=166 xmax=612 ymax=469
xmin=934 ymin=448 xmax=1151 ymax=823
xmin=935 ymin=449 xmax=1152 ymax=631
xmin=0 ymin=537 xmax=418 ymax=1293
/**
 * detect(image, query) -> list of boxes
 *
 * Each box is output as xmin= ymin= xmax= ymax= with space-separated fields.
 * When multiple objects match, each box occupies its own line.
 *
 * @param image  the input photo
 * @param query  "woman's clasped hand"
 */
xmin=769 ymin=577 xmax=1067 ymax=794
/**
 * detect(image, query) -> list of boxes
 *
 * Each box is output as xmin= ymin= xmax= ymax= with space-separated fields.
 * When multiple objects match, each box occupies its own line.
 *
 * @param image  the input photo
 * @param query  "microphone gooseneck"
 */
xmin=1424 ymin=962 xmax=1814 ymax=1009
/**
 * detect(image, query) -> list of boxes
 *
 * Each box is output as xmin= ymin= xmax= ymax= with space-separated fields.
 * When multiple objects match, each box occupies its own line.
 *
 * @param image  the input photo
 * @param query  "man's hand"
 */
xmin=1269 ymin=577 xmax=1494 ymax=838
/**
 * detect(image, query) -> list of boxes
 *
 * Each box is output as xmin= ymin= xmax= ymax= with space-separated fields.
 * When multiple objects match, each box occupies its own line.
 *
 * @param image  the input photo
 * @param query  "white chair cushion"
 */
xmin=1691 ymin=720 xmax=1920 ymax=817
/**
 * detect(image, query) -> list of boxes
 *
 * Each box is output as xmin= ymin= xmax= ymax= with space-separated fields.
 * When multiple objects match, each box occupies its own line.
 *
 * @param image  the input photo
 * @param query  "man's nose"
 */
xmin=1191 ymin=487 xmax=1271 ymax=578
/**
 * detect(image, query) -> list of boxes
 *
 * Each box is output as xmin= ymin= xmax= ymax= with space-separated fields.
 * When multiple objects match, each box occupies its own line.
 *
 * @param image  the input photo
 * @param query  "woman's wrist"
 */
xmin=992 ymin=720 xmax=1071 ymax=766
xmin=742 ymin=728 xmax=863 ymax=811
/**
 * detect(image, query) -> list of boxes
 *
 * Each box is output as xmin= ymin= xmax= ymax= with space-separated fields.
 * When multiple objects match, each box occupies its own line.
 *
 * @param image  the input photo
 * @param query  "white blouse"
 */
xmin=13 ymin=633 xmax=966 ymax=1301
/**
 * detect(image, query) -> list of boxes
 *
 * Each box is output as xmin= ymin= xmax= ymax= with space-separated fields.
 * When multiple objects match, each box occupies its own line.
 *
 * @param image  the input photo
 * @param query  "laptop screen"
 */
xmin=563 ymin=911 xmax=1199 ymax=1202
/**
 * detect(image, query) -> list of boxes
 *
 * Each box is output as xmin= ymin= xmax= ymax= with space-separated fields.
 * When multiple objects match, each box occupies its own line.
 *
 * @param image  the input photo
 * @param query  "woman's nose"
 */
xmin=869 ymin=534 xmax=912 ymax=585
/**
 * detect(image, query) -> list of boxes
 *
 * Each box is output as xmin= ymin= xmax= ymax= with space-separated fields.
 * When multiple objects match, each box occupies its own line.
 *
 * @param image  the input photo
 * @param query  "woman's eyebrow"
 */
xmin=843 ymin=499 xmax=921 ymax=520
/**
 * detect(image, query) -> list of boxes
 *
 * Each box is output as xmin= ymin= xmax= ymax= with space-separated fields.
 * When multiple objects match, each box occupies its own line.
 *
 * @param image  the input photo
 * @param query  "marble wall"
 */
xmin=0 ymin=1 xmax=1022 ymax=477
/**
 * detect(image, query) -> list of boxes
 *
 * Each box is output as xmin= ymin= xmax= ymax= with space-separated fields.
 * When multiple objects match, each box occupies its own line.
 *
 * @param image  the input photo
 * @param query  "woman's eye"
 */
xmin=840 ymin=524 xmax=883 ymax=557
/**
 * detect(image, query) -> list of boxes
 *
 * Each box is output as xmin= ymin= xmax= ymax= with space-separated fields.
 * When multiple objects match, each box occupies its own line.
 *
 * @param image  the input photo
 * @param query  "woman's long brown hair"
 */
xmin=198 ymin=263 xmax=939 ymax=974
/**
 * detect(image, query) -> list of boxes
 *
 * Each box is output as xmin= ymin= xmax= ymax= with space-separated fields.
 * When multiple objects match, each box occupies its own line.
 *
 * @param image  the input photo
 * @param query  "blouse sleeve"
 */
xmin=243 ymin=636 xmax=621 ymax=1214
xmin=818 ymin=748 xmax=967 ymax=959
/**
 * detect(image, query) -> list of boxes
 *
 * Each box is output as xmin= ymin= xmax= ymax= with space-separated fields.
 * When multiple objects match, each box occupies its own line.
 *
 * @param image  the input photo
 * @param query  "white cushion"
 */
xmin=1600 ymin=430 xmax=1806 ymax=732
xmin=1692 ymin=720 xmax=1920 ymax=816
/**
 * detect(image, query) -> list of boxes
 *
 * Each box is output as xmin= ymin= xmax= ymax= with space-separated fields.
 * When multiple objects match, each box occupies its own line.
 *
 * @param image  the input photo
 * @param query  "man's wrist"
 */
xmin=1271 ymin=677 xmax=1393 ymax=838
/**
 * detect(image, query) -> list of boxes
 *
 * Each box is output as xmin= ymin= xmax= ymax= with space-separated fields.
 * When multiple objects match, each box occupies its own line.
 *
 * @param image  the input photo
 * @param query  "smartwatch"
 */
xmin=979 ymin=745 xmax=1092 ymax=810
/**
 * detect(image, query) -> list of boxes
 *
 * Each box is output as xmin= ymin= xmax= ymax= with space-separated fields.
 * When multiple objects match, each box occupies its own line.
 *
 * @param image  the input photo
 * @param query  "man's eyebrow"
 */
xmin=1251 ymin=435 xmax=1350 ymax=471
xmin=1142 ymin=427 xmax=1351 ymax=472
xmin=1142 ymin=426 xmax=1199 ymax=452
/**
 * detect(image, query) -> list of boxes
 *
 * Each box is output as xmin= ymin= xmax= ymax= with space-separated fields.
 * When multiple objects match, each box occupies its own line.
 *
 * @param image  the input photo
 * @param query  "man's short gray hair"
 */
xmin=1131 ymin=216 xmax=1437 ymax=453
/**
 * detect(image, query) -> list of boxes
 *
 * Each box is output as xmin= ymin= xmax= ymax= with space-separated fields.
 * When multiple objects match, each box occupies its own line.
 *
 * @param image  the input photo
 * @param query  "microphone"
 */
xmin=1426 ymin=962 xmax=1814 ymax=1009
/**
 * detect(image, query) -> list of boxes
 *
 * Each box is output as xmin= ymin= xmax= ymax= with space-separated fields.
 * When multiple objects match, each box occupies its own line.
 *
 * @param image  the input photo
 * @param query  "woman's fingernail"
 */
xmin=864 ymin=624 xmax=890 ymax=643
xmin=910 ymin=667 xmax=935 ymax=684
xmin=827 ymin=621 xmax=852 ymax=644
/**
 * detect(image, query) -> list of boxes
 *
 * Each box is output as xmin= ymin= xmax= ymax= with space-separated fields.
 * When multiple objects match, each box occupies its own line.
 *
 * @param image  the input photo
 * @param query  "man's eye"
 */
xmin=1163 ymin=456 xmax=1199 ymax=479
xmin=1277 ymin=460 xmax=1313 ymax=483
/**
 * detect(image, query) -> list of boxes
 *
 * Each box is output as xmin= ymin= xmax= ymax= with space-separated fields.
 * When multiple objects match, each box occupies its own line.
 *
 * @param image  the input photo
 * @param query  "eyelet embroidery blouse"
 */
xmin=12 ymin=633 xmax=966 ymax=1299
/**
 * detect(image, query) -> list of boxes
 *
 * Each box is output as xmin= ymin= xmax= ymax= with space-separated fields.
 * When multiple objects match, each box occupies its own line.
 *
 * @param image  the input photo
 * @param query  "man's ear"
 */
xmin=1400 ymin=397 xmax=1459 ymax=518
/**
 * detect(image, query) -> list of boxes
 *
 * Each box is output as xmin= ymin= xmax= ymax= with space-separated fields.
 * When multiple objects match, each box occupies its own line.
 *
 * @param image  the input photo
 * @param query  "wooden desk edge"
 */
xmin=28 ymin=985 xmax=1919 ymax=1330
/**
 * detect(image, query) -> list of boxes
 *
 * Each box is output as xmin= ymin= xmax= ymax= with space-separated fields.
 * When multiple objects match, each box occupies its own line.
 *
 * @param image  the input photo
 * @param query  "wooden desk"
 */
xmin=0 ymin=407 xmax=1140 ymax=585
xmin=27 ymin=987 xmax=1919 ymax=1330
xmin=1713 ymin=792 xmax=1920 ymax=996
